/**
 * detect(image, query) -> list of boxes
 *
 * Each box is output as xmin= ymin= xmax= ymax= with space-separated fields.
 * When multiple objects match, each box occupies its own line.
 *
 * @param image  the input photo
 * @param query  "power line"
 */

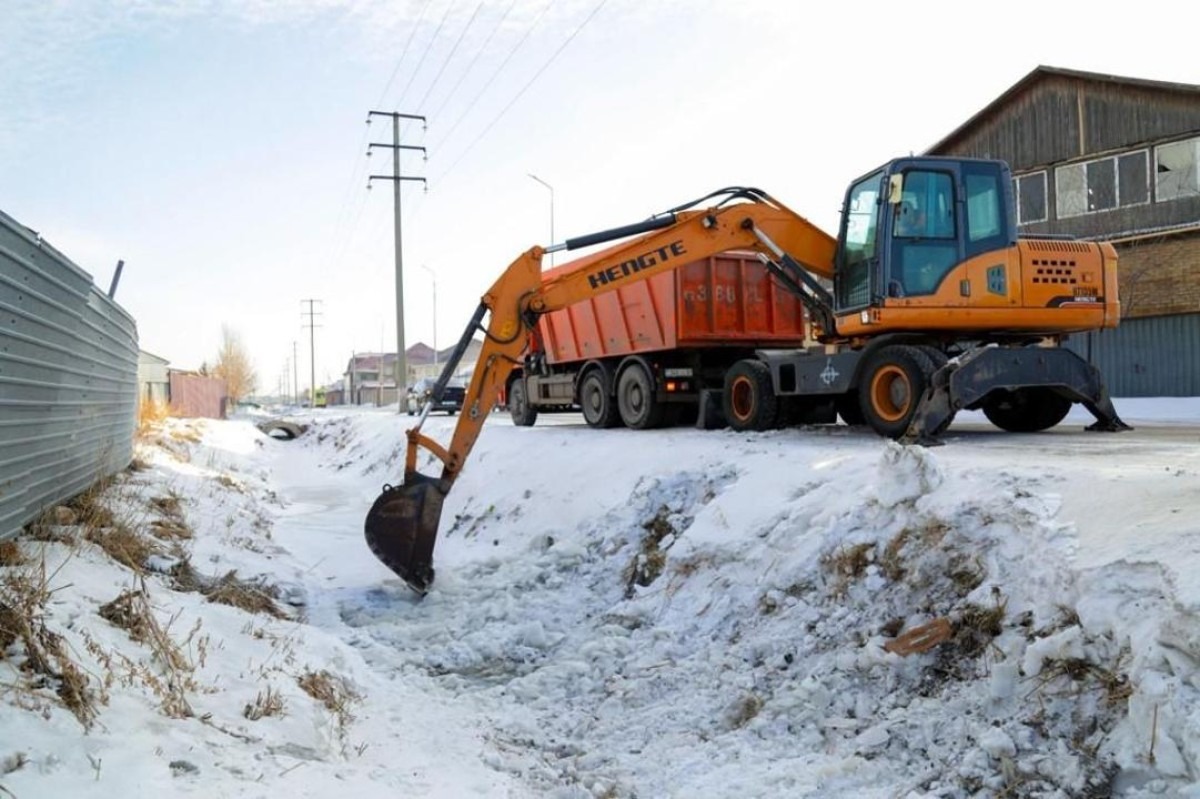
xmin=319 ymin=0 xmax=436 ymax=279
xmin=374 ymin=0 xmax=435 ymax=109
xmin=427 ymin=0 xmax=554 ymax=155
xmin=394 ymin=0 xmax=457 ymax=110
xmin=425 ymin=0 xmax=519 ymax=123
xmin=415 ymin=0 xmax=486 ymax=112
xmin=433 ymin=0 xmax=609 ymax=185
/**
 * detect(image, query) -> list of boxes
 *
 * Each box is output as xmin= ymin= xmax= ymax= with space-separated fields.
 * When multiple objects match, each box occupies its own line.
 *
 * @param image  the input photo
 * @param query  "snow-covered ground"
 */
xmin=2 ymin=399 xmax=1199 ymax=798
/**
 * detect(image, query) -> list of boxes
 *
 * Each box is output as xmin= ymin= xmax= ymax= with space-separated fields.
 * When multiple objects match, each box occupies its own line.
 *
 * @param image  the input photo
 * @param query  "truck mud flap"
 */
xmin=904 ymin=347 xmax=1132 ymax=444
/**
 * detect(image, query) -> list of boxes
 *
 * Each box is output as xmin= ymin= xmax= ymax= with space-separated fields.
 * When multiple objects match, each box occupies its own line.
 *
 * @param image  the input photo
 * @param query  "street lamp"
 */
xmin=528 ymin=173 xmax=555 ymax=267
xmin=420 ymin=264 xmax=437 ymax=368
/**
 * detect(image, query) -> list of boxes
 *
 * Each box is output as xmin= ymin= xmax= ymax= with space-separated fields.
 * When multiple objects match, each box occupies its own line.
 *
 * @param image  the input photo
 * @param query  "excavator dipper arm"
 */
xmin=364 ymin=190 xmax=836 ymax=594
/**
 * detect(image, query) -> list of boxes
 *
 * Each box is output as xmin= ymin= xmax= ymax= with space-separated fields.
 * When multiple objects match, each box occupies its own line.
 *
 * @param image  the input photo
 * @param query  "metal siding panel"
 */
xmin=0 ymin=209 xmax=137 ymax=542
xmin=1066 ymin=314 xmax=1200 ymax=396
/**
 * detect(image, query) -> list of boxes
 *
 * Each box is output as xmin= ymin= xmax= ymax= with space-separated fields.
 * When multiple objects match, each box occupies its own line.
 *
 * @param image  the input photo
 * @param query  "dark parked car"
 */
xmin=406 ymin=377 xmax=466 ymax=416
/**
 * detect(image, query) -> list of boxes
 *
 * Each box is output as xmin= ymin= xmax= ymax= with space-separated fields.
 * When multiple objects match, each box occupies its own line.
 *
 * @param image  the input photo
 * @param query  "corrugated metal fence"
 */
xmin=0 ymin=209 xmax=138 ymax=541
xmin=1067 ymin=313 xmax=1200 ymax=397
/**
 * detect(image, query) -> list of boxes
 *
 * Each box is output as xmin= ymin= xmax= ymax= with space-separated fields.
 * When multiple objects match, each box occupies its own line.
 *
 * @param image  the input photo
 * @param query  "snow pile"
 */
xmin=1 ymin=405 xmax=1198 ymax=797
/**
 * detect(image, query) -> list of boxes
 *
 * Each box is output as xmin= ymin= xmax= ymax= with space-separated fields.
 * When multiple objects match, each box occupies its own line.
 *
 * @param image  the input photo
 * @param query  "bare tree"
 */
xmin=212 ymin=326 xmax=257 ymax=405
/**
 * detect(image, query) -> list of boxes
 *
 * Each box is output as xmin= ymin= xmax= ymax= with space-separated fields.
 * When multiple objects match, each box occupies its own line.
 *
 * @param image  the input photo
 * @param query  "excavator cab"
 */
xmin=834 ymin=158 xmax=1017 ymax=312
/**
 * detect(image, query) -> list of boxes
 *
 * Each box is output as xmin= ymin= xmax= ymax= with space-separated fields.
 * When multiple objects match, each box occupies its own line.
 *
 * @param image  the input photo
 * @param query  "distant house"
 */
xmin=927 ymin=65 xmax=1200 ymax=395
xmin=342 ymin=340 xmax=484 ymax=405
xmin=137 ymin=350 xmax=170 ymax=405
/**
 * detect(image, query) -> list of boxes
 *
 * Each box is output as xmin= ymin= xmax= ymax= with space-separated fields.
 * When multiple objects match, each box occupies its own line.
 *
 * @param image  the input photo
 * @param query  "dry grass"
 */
xmin=822 ymin=541 xmax=875 ymax=596
xmin=0 ymin=541 xmax=24 ymax=568
xmin=0 ymin=557 xmax=98 ymax=728
xmin=298 ymin=668 xmax=359 ymax=729
xmin=148 ymin=492 xmax=192 ymax=541
xmin=169 ymin=561 xmax=287 ymax=619
xmin=93 ymin=584 xmax=208 ymax=719
xmin=136 ymin=400 xmax=170 ymax=439
xmin=623 ymin=506 xmax=681 ymax=596
xmin=86 ymin=523 xmax=159 ymax=572
xmin=207 ymin=571 xmax=287 ymax=619
xmin=243 ymin=685 xmax=286 ymax=720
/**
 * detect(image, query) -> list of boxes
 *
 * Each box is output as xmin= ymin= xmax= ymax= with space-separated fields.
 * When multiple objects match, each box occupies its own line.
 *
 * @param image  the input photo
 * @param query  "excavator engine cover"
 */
xmin=364 ymin=473 xmax=450 ymax=595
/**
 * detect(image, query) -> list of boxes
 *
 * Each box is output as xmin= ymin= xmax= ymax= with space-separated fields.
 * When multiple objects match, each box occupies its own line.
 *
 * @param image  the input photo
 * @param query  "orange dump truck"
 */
xmin=505 ymin=251 xmax=815 ymax=429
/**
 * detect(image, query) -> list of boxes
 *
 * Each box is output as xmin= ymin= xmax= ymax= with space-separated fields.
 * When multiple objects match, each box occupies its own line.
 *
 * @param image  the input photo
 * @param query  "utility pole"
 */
xmin=367 ymin=110 xmax=426 ymax=411
xmin=292 ymin=340 xmax=298 ymax=405
xmin=421 ymin=264 xmax=437 ymax=367
xmin=301 ymin=300 xmax=322 ymax=406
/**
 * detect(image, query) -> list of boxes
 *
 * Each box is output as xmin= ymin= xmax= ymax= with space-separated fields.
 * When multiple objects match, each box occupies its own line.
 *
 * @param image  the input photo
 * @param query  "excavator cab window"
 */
xmin=836 ymin=170 xmax=882 ymax=309
xmin=889 ymin=169 xmax=958 ymax=297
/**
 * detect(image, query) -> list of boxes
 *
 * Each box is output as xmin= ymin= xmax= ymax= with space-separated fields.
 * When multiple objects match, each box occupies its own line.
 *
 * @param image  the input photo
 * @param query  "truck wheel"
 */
xmin=508 ymin=379 xmax=538 ymax=427
xmin=723 ymin=360 xmax=778 ymax=432
xmin=857 ymin=346 xmax=932 ymax=439
xmin=981 ymin=388 xmax=1071 ymax=433
xmin=617 ymin=363 xmax=665 ymax=430
xmin=579 ymin=371 xmax=620 ymax=429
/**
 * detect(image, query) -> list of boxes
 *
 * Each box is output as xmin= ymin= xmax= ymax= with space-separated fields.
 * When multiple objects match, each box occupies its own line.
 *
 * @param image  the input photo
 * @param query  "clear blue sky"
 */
xmin=3 ymin=1 xmax=1196 ymax=396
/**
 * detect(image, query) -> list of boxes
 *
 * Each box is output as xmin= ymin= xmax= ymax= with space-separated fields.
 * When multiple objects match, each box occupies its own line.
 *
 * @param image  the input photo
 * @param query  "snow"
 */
xmin=2 ymin=398 xmax=1200 ymax=797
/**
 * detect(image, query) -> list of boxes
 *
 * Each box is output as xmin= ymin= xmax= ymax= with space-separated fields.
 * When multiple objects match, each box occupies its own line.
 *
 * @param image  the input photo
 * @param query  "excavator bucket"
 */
xmin=364 ymin=472 xmax=451 ymax=595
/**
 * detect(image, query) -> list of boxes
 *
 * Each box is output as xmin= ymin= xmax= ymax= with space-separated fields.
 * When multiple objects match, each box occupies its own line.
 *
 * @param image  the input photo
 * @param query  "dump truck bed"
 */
xmin=537 ymin=251 xmax=809 ymax=364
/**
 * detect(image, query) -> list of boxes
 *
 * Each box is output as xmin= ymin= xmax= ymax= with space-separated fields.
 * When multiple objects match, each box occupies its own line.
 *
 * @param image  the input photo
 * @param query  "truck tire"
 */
xmin=617 ymin=363 xmax=665 ymax=429
xmin=508 ymin=379 xmax=538 ymax=427
xmin=579 ymin=370 xmax=621 ymax=429
xmin=981 ymin=388 xmax=1071 ymax=433
xmin=857 ymin=346 xmax=933 ymax=439
xmin=723 ymin=360 xmax=778 ymax=432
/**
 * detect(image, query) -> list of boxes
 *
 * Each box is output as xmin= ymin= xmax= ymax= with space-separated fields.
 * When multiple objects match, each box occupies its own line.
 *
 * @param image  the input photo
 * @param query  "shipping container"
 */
xmin=508 ymin=252 xmax=814 ymax=430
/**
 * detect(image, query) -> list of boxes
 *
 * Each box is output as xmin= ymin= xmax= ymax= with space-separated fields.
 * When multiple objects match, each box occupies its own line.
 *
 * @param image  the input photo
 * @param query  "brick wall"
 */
xmin=1116 ymin=231 xmax=1200 ymax=319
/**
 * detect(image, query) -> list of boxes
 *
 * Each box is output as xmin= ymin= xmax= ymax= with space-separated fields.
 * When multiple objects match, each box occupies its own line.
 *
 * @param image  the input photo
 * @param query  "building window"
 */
xmin=1055 ymin=149 xmax=1150 ymax=218
xmin=1014 ymin=171 xmax=1047 ymax=224
xmin=1118 ymin=151 xmax=1149 ymax=206
xmin=1155 ymin=137 xmax=1200 ymax=202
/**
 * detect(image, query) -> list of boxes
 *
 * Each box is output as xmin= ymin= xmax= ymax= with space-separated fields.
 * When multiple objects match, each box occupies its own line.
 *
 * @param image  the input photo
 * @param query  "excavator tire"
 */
xmin=617 ymin=363 xmax=665 ymax=430
xmin=981 ymin=388 xmax=1072 ymax=433
xmin=858 ymin=345 xmax=934 ymax=439
xmin=579 ymin=370 xmax=621 ymax=429
xmin=508 ymin=379 xmax=538 ymax=427
xmin=723 ymin=360 xmax=778 ymax=432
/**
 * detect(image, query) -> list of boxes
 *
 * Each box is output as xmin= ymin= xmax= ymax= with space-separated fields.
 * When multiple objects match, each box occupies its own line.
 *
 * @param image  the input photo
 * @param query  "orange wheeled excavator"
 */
xmin=366 ymin=156 xmax=1129 ymax=594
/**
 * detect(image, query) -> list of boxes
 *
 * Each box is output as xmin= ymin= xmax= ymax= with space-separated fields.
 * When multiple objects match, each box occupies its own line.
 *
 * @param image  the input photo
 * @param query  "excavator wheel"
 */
xmin=508 ymin=378 xmax=538 ymax=427
xmin=981 ymin=388 xmax=1072 ymax=433
xmin=858 ymin=346 xmax=934 ymax=439
xmin=617 ymin=363 xmax=665 ymax=430
xmin=723 ymin=359 xmax=778 ymax=432
xmin=579 ymin=370 xmax=621 ymax=429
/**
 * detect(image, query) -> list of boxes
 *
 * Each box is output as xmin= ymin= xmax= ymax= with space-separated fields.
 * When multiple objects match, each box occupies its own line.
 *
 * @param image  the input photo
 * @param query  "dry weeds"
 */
xmin=206 ymin=571 xmax=287 ymax=619
xmin=0 ymin=557 xmax=98 ymax=727
xmin=298 ymin=668 xmax=359 ymax=730
xmin=243 ymin=685 xmax=286 ymax=720
xmin=0 ymin=541 xmax=24 ymax=568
